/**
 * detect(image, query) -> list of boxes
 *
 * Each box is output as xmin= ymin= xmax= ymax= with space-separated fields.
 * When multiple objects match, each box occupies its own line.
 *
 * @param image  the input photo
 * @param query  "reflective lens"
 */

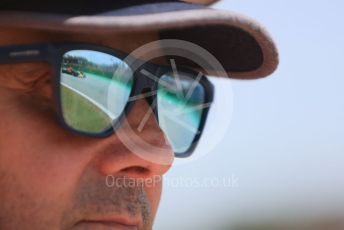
xmin=60 ymin=50 xmax=133 ymax=134
xmin=157 ymin=72 xmax=206 ymax=154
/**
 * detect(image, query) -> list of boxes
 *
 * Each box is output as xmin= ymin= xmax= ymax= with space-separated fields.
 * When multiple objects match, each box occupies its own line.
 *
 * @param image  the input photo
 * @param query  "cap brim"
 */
xmin=182 ymin=0 xmax=220 ymax=6
xmin=0 ymin=7 xmax=278 ymax=79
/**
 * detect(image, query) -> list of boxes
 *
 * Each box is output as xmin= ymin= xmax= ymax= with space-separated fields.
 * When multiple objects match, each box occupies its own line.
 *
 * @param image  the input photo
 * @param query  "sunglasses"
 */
xmin=0 ymin=43 xmax=214 ymax=157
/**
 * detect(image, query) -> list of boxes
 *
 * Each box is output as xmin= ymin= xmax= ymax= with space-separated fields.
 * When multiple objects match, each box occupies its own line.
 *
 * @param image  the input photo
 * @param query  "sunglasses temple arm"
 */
xmin=0 ymin=43 xmax=53 ymax=64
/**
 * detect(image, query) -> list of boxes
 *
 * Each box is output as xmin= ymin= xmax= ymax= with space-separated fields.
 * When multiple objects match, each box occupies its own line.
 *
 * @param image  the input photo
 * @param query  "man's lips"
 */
xmin=76 ymin=221 xmax=138 ymax=230
xmin=74 ymin=215 xmax=141 ymax=230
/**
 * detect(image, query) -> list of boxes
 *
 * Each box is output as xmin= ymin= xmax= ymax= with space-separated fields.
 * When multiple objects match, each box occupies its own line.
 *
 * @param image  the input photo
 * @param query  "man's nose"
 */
xmin=93 ymin=98 xmax=174 ymax=179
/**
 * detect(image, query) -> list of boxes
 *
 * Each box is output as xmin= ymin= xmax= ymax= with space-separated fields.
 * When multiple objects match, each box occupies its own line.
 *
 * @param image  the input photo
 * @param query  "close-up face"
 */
xmin=0 ymin=28 xmax=174 ymax=230
xmin=0 ymin=0 xmax=284 ymax=229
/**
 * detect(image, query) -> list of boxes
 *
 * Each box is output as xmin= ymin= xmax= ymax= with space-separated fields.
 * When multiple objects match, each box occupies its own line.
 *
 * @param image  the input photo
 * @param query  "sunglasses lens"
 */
xmin=157 ymin=72 xmax=206 ymax=155
xmin=60 ymin=50 xmax=133 ymax=134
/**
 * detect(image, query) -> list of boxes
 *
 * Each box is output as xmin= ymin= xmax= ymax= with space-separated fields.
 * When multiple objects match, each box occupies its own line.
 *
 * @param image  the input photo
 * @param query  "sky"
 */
xmin=154 ymin=1 xmax=344 ymax=229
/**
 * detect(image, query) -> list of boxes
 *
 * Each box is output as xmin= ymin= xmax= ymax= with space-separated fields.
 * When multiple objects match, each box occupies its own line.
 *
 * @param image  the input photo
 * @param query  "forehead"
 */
xmin=0 ymin=28 xmax=160 ymax=53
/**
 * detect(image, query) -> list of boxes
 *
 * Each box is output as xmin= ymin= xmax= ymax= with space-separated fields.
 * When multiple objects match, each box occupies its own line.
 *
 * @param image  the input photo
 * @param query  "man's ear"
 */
xmin=182 ymin=0 xmax=220 ymax=5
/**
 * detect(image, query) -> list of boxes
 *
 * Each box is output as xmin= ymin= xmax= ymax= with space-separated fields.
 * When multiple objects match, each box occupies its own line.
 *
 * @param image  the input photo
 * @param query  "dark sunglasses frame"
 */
xmin=0 ymin=43 xmax=214 ymax=157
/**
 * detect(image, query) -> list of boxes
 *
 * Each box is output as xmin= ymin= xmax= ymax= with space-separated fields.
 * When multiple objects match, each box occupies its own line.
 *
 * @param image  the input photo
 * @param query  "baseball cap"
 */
xmin=0 ymin=0 xmax=279 ymax=79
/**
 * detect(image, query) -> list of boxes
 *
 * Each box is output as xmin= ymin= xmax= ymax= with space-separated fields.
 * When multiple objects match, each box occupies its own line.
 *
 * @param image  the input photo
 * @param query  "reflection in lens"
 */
xmin=157 ymin=72 xmax=205 ymax=154
xmin=60 ymin=50 xmax=133 ymax=133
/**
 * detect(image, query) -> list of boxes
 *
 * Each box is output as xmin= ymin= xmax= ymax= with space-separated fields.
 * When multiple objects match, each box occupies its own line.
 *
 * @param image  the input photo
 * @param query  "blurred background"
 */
xmin=154 ymin=0 xmax=344 ymax=229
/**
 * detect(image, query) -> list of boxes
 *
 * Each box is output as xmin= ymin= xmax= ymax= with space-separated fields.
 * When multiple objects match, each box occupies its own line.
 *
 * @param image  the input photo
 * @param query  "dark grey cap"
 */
xmin=0 ymin=0 xmax=279 ymax=79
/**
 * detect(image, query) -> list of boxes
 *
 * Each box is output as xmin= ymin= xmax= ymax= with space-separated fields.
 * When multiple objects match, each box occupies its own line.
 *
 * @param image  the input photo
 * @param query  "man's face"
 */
xmin=0 ymin=29 xmax=174 ymax=230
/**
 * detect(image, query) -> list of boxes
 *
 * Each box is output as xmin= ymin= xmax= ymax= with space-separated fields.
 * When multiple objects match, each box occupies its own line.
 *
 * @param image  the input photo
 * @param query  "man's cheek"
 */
xmin=0 ymin=128 xmax=87 ymax=230
xmin=0 ymin=158 xmax=69 ymax=230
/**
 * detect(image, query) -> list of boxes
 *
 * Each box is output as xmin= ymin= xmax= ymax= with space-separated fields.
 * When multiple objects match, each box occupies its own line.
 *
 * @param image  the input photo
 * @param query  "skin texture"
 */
xmin=0 ymin=28 xmax=174 ymax=230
